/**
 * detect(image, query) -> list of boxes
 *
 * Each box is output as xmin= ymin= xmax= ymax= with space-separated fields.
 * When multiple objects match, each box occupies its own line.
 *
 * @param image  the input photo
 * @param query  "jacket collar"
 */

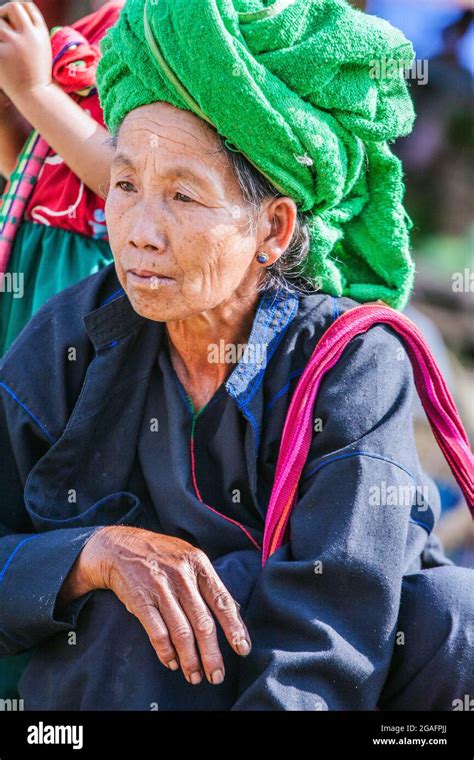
xmin=224 ymin=286 xmax=299 ymax=406
xmin=82 ymin=278 xmax=299 ymax=406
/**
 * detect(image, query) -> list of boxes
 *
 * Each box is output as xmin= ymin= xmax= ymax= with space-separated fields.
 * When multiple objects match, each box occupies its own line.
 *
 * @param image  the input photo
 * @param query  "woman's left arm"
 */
xmin=232 ymin=324 xmax=441 ymax=710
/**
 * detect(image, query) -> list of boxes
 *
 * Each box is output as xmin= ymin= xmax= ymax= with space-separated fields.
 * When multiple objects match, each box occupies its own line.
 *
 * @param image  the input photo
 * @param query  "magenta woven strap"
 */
xmin=262 ymin=303 xmax=474 ymax=567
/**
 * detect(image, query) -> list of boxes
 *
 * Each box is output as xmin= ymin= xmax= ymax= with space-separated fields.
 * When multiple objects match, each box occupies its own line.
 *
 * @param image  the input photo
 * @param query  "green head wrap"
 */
xmin=97 ymin=0 xmax=417 ymax=309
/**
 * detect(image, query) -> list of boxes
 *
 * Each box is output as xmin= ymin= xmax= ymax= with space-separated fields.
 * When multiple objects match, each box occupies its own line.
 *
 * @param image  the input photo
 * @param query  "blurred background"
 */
xmin=362 ymin=0 xmax=474 ymax=568
xmin=0 ymin=0 xmax=473 ymax=565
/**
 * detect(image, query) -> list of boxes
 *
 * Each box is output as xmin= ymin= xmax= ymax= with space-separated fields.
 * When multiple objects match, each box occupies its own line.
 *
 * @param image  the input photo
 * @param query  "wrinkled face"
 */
xmin=105 ymin=102 xmax=264 ymax=321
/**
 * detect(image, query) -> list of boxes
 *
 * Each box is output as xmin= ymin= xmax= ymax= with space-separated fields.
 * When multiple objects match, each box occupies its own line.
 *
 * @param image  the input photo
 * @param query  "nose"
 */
xmin=128 ymin=199 xmax=166 ymax=253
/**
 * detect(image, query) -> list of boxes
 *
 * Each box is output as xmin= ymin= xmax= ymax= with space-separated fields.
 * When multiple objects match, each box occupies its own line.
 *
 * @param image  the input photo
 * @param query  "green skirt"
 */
xmin=0 ymin=221 xmax=112 ymax=698
xmin=0 ymin=221 xmax=113 ymax=356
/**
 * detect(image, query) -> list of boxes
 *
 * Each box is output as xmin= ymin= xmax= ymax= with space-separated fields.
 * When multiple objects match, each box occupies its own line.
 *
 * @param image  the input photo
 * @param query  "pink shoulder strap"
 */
xmin=262 ymin=303 xmax=474 ymax=567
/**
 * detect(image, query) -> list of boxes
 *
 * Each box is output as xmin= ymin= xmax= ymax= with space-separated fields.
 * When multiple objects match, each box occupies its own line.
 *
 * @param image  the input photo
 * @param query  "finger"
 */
xmin=19 ymin=2 xmax=36 ymax=24
xmin=155 ymin=590 xmax=205 ymax=685
xmin=178 ymin=579 xmax=226 ymax=685
xmin=0 ymin=17 xmax=16 ymax=41
xmin=132 ymin=601 xmax=180 ymax=672
xmin=21 ymin=2 xmax=46 ymax=28
xmin=195 ymin=555 xmax=252 ymax=656
xmin=0 ymin=2 xmax=31 ymax=32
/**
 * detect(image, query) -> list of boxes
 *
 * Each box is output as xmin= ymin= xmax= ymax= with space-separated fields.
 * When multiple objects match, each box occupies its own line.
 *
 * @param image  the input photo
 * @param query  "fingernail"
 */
xmin=237 ymin=639 xmax=251 ymax=655
xmin=190 ymin=671 xmax=202 ymax=684
xmin=167 ymin=659 xmax=179 ymax=671
xmin=211 ymin=669 xmax=224 ymax=685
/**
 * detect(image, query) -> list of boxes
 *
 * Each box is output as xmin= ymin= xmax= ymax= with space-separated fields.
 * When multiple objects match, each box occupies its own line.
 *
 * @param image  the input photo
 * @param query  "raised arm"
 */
xmin=0 ymin=92 xmax=30 ymax=179
xmin=0 ymin=2 xmax=113 ymax=194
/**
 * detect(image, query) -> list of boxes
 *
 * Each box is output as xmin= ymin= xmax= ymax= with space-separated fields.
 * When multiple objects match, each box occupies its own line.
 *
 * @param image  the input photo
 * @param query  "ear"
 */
xmin=257 ymin=197 xmax=298 ymax=265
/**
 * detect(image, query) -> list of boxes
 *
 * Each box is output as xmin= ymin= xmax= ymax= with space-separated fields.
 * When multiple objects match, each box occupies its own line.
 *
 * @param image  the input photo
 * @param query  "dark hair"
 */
xmin=217 ymin=135 xmax=316 ymax=295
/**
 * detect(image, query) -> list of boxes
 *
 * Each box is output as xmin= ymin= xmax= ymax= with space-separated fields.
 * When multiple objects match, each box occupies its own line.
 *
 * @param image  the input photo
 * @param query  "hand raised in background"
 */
xmin=0 ymin=2 xmax=52 ymax=101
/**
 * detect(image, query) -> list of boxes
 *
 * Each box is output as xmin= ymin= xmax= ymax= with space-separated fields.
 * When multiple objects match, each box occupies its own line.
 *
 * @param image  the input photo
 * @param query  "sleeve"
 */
xmin=231 ymin=324 xmax=441 ymax=711
xmin=0 ymin=385 xmax=102 ymax=657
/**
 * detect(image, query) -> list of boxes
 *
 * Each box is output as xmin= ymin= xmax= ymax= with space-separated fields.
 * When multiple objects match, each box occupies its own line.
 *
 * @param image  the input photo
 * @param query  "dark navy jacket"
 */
xmin=0 ymin=263 xmax=449 ymax=710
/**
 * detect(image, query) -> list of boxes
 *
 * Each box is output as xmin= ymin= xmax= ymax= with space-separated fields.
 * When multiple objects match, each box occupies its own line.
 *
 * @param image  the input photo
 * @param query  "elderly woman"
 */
xmin=0 ymin=0 xmax=472 ymax=711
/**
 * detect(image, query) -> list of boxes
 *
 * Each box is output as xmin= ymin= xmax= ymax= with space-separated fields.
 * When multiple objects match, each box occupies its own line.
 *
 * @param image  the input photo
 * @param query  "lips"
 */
xmin=128 ymin=269 xmax=173 ymax=279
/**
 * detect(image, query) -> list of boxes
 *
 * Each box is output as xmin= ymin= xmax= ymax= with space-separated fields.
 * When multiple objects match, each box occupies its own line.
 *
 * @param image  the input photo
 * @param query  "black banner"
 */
xmin=0 ymin=710 xmax=472 ymax=757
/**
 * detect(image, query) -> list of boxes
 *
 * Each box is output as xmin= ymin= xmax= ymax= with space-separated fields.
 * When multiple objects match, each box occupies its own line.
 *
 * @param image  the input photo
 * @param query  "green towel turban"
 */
xmin=97 ymin=0 xmax=417 ymax=309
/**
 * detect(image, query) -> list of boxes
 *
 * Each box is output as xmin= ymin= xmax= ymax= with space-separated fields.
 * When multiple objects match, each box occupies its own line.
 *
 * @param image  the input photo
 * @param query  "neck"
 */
xmin=165 ymin=287 xmax=262 ymax=409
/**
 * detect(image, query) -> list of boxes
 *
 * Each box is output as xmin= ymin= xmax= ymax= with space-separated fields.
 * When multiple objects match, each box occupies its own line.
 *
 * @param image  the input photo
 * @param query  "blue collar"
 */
xmin=224 ymin=287 xmax=299 ymax=407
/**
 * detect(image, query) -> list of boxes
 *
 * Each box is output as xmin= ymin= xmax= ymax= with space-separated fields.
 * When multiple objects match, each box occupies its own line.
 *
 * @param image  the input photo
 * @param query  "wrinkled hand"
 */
xmin=79 ymin=525 xmax=252 ymax=686
xmin=0 ymin=2 xmax=52 ymax=101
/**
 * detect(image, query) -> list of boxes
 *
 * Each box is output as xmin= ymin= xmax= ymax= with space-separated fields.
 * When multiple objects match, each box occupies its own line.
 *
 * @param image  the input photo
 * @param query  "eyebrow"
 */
xmin=111 ymin=152 xmax=135 ymax=169
xmin=111 ymin=152 xmax=215 ymax=191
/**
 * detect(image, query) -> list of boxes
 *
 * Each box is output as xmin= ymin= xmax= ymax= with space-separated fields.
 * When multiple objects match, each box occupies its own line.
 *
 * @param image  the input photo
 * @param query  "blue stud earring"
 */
xmin=256 ymin=251 xmax=269 ymax=264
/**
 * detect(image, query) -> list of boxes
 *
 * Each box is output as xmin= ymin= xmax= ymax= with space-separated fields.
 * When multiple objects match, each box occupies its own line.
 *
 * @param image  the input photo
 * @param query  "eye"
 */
xmin=116 ymin=180 xmax=137 ymax=193
xmin=174 ymin=192 xmax=194 ymax=203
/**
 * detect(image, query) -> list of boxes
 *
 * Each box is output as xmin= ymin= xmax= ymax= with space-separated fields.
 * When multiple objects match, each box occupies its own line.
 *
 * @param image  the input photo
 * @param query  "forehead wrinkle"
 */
xmin=121 ymin=142 xmax=238 ymax=204
xmin=121 ymin=126 xmax=220 ymax=179
xmin=123 ymin=112 xmax=218 ymax=155
xmin=118 ymin=113 xmax=242 ymax=202
xmin=114 ymin=132 xmax=210 ymax=179
xmin=120 ymin=106 xmax=232 ymax=163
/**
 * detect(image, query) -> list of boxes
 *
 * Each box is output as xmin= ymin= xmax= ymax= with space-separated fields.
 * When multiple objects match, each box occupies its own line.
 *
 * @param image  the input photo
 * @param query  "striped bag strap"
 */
xmin=262 ymin=303 xmax=474 ymax=567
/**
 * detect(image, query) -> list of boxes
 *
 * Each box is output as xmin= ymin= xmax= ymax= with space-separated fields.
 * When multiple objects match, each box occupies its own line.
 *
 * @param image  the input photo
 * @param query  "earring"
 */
xmin=256 ymin=251 xmax=269 ymax=264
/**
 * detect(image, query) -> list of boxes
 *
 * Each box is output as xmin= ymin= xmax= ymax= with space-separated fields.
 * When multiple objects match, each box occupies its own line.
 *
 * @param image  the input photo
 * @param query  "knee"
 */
xmin=400 ymin=565 xmax=474 ymax=646
xmin=379 ymin=565 xmax=474 ymax=710
xmin=399 ymin=565 xmax=474 ymax=694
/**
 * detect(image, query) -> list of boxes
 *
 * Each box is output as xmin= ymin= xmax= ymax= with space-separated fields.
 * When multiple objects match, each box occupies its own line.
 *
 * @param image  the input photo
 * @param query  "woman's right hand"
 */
xmin=59 ymin=525 xmax=252 ymax=687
